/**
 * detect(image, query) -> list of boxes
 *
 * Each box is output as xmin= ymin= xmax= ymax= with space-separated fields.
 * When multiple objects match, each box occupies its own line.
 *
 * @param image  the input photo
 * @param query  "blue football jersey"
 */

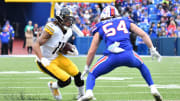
xmin=91 ymin=17 xmax=133 ymax=55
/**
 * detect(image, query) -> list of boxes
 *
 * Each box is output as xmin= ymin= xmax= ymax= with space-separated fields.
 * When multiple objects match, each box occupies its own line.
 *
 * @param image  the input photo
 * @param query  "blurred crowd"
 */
xmin=57 ymin=0 xmax=180 ymax=38
xmin=1 ymin=0 xmax=180 ymax=55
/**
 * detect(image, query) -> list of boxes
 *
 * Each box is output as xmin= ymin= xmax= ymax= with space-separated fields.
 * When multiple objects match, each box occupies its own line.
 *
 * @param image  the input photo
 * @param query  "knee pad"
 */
xmin=57 ymin=77 xmax=71 ymax=88
xmin=74 ymin=72 xmax=84 ymax=87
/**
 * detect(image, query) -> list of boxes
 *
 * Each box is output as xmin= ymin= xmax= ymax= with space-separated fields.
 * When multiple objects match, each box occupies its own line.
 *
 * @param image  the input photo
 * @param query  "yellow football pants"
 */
xmin=36 ymin=54 xmax=79 ymax=82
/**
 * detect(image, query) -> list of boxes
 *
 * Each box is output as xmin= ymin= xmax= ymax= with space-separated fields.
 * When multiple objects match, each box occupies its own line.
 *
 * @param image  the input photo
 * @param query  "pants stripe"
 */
xmin=133 ymin=51 xmax=143 ymax=63
xmin=36 ymin=61 xmax=60 ymax=81
xmin=90 ymin=56 xmax=108 ymax=72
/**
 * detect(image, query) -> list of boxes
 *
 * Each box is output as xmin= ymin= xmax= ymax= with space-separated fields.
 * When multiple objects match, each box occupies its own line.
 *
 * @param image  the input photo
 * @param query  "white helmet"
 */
xmin=100 ymin=6 xmax=120 ymax=20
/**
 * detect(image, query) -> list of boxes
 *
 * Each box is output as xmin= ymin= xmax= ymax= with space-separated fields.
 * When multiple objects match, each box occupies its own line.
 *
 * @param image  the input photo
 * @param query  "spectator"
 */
xmin=3 ymin=20 xmax=15 ymax=54
xmin=157 ymin=17 xmax=167 ymax=28
xmin=132 ymin=4 xmax=141 ymax=23
xmin=25 ymin=28 xmax=33 ymax=54
xmin=176 ymin=6 xmax=180 ymax=15
xmin=82 ymin=25 xmax=91 ymax=36
xmin=91 ymin=17 xmax=99 ymax=27
xmin=33 ymin=23 xmax=39 ymax=42
xmin=75 ymin=17 xmax=83 ymax=30
xmin=0 ymin=27 xmax=10 ymax=55
xmin=167 ymin=20 xmax=176 ymax=36
xmin=83 ymin=10 xmax=91 ymax=22
xmin=37 ymin=26 xmax=43 ymax=39
xmin=158 ymin=26 xmax=168 ymax=37
xmin=23 ymin=20 xmax=33 ymax=48
xmin=170 ymin=30 xmax=177 ymax=37
xmin=142 ymin=12 xmax=150 ymax=24
xmin=149 ymin=22 xmax=158 ymax=39
xmin=175 ymin=15 xmax=180 ymax=27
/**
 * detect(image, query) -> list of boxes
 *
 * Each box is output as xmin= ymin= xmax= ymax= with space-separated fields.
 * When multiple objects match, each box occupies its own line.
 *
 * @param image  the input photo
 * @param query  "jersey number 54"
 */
xmin=102 ymin=20 xmax=129 ymax=37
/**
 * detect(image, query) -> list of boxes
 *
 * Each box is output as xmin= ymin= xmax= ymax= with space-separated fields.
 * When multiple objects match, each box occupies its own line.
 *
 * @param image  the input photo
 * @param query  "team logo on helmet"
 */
xmin=100 ymin=6 xmax=120 ymax=20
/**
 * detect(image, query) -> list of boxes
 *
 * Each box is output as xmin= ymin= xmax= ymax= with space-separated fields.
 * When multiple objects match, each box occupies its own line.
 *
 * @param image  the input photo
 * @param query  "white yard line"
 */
xmin=0 ymin=86 xmax=129 ymax=89
xmin=0 ymin=71 xmax=42 ymax=74
xmin=0 ymin=92 xmax=166 ymax=95
xmin=1 ymin=84 xmax=180 ymax=89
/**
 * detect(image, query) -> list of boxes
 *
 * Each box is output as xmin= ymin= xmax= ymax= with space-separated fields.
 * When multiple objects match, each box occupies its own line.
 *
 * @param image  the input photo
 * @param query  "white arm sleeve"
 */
xmin=72 ymin=24 xmax=84 ymax=37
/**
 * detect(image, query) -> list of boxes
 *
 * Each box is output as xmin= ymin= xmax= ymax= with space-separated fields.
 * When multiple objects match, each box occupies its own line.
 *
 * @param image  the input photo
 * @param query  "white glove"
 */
xmin=67 ymin=45 xmax=79 ymax=56
xmin=108 ymin=42 xmax=125 ymax=53
xmin=150 ymin=47 xmax=162 ymax=62
xmin=40 ymin=57 xmax=50 ymax=67
xmin=81 ymin=65 xmax=89 ymax=80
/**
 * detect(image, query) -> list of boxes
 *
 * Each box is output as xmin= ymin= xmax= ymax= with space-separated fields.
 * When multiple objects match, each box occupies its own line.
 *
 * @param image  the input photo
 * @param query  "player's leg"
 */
xmin=129 ymin=51 xmax=162 ymax=101
xmin=55 ymin=54 xmax=85 ymax=99
xmin=79 ymin=55 xmax=116 ymax=101
xmin=36 ymin=60 xmax=72 ymax=101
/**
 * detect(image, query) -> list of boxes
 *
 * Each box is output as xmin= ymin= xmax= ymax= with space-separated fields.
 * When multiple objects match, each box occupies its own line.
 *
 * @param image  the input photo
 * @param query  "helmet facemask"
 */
xmin=55 ymin=7 xmax=75 ymax=30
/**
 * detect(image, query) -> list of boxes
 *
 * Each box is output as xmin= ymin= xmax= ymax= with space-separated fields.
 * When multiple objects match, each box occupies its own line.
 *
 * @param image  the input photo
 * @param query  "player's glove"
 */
xmin=40 ymin=57 xmax=50 ymax=67
xmin=67 ymin=45 xmax=79 ymax=56
xmin=108 ymin=42 xmax=125 ymax=53
xmin=150 ymin=47 xmax=162 ymax=62
xmin=81 ymin=65 xmax=89 ymax=80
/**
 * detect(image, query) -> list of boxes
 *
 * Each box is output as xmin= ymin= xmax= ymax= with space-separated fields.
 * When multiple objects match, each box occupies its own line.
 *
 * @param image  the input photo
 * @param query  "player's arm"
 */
xmin=81 ymin=32 xmax=101 ymax=79
xmin=86 ymin=32 xmax=101 ymax=66
xmin=130 ymin=23 xmax=161 ymax=62
xmin=32 ymin=30 xmax=51 ymax=60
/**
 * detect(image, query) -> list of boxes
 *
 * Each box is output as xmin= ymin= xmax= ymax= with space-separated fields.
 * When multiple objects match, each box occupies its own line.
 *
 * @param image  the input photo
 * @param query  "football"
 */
xmin=60 ymin=42 xmax=74 ymax=54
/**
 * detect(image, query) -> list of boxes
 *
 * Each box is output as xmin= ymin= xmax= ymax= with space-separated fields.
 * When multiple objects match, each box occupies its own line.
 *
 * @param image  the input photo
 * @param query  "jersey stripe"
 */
xmin=44 ymin=25 xmax=54 ymax=35
xmin=90 ymin=56 xmax=108 ymax=72
xmin=110 ymin=6 xmax=115 ymax=16
xmin=44 ymin=28 xmax=53 ymax=35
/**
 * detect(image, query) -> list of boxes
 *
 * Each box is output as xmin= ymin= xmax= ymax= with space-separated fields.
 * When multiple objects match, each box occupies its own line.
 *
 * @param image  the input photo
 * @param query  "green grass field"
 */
xmin=0 ymin=56 xmax=180 ymax=101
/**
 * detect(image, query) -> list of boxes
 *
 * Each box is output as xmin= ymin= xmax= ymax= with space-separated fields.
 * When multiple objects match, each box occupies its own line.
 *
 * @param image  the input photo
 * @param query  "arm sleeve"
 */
xmin=44 ymin=23 xmax=55 ymax=35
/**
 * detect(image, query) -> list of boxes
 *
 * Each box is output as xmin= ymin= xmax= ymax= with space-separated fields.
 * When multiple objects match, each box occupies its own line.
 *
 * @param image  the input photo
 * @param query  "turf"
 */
xmin=0 ymin=56 xmax=179 ymax=101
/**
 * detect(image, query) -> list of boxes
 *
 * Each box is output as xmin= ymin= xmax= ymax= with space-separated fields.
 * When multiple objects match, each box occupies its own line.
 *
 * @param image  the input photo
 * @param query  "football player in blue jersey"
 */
xmin=78 ymin=6 xmax=162 ymax=101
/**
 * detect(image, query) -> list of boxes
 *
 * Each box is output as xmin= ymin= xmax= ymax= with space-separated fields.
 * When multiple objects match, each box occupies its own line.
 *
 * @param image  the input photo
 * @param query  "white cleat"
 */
xmin=77 ymin=95 xmax=94 ymax=101
xmin=151 ymin=86 xmax=162 ymax=101
xmin=151 ymin=91 xmax=163 ymax=101
xmin=77 ymin=90 xmax=96 ymax=101
xmin=76 ymin=85 xmax=85 ymax=100
xmin=48 ymin=81 xmax=62 ymax=100
xmin=76 ymin=94 xmax=84 ymax=100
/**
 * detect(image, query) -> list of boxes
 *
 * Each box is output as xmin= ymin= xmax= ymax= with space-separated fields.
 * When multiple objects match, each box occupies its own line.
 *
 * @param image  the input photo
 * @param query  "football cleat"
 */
xmin=76 ymin=86 xmax=85 ymax=100
xmin=152 ymin=93 xmax=163 ymax=101
xmin=151 ymin=86 xmax=162 ymax=101
xmin=48 ymin=81 xmax=62 ymax=100
xmin=77 ymin=90 xmax=96 ymax=101
xmin=76 ymin=94 xmax=84 ymax=100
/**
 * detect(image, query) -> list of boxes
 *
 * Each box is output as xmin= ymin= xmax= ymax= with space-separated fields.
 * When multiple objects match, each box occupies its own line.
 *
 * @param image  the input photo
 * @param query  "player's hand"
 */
xmin=40 ymin=57 xmax=50 ymax=67
xmin=150 ymin=47 xmax=162 ymax=62
xmin=67 ymin=45 xmax=79 ymax=56
xmin=81 ymin=65 xmax=89 ymax=80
